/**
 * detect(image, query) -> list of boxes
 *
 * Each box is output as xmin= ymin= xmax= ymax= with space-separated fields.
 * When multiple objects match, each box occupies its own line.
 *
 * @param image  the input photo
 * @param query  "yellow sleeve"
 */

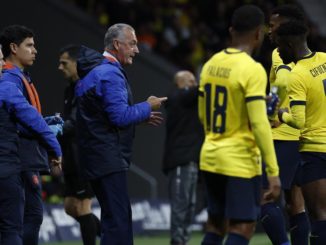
xmin=281 ymin=73 xmax=306 ymax=129
xmin=244 ymin=63 xmax=267 ymax=98
xmin=274 ymin=67 xmax=291 ymax=87
xmin=281 ymin=105 xmax=305 ymax=129
xmin=198 ymin=86 xmax=204 ymax=125
xmin=247 ymin=99 xmax=279 ymax=176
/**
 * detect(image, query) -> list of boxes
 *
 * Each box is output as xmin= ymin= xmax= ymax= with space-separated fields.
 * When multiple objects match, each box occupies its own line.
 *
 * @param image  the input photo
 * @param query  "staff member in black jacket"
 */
xmin=58 ymin=44 xmax=100 ymax=245
xmin=163 ymin=70 xmax=204 ymax=245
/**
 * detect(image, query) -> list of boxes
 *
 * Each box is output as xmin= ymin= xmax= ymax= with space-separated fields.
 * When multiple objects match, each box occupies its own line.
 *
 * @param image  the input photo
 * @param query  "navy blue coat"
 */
xmin=76 ymin=46 xmax=151 ymax=180
xmin=0 ymin=81 xmax=62 ymax=178
xmin=0 ymin=65 xmax=53 ymax=172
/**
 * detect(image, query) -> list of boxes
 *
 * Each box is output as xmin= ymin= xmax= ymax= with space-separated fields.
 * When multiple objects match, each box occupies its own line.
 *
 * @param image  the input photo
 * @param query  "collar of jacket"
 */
xmin=2 ymin=62 xmax=41 ymax=113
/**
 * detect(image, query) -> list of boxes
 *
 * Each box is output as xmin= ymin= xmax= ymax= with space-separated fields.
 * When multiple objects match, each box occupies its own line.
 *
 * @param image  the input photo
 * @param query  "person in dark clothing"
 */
xmin=163 ymin=70 xmax=204 ymax=245
xmin=58 ymin=44 xmax=100 ymax=245
xmin=0 ymin=25 xmax=61 ymax=245
xmin=75 ymin=23 xmax=167 ymax=245
xmin=0 ymin=45 xmax=62 ymax=245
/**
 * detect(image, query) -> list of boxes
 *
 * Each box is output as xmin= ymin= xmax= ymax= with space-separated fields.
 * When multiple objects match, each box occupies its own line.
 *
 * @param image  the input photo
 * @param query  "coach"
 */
xmin=75 ymin=23 xmax=166 ymax=245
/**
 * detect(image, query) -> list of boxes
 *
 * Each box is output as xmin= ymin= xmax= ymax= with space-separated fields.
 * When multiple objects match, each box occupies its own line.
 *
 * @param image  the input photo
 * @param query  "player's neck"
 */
xmin=295 ymin=43 xmax=311 ymax=62
xmin=229 ymin=43 xmax=253 ymax=56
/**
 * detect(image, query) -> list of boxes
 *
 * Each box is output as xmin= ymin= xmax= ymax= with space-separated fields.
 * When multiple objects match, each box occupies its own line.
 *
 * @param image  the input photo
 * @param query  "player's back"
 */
xmin=199 ymin=48 xmax=267 ymax=178
xmin=290 ymin=52 xmax=326 ymax=152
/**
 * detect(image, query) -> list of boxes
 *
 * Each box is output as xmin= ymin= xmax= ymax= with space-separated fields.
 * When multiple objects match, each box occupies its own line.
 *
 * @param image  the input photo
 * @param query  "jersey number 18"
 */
xmin=204 ymin=83 xmax=227 ymax=133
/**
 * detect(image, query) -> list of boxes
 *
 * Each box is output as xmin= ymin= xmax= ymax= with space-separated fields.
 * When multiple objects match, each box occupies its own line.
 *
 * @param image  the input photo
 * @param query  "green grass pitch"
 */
xmin=43 ymin=232 xmax=272 ymax=244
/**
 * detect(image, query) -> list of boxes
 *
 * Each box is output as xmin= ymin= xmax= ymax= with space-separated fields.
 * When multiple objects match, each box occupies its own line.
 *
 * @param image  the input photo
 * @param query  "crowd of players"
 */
xmin=0 ymin=2 xmax=325 ymax=245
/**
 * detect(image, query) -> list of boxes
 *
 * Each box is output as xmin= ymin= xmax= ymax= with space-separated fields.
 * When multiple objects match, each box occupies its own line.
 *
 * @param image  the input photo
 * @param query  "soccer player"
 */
xmin=199 ymin=5 xmax=280 ymax=245
xmin=58 ymin=44 xmax=100 ymax=245
xmin=261 ymin=5 xmax=310 ymax=245
xmin=277 ymin=20 xmax=326 ymax=245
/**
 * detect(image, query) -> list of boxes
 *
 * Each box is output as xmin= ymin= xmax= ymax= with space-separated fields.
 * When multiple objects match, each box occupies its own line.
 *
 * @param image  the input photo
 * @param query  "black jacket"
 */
xmin=162 ymin=86 xmax=204 ymax=174
xmin=59 ymin=81 xmax=79 ymax=175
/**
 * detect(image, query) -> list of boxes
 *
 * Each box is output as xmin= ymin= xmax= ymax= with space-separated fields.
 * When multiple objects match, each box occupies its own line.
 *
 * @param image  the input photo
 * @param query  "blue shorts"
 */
xmin=298 ymin=152 xmax=326 ymax=185
xmin=203 ymin=171 xmax=261 ymax=221
xmin=275 ymin=140 xmax=301 ymax=189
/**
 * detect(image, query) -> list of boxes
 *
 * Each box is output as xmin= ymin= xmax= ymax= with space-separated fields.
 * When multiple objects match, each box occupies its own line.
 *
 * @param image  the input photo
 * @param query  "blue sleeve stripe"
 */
xmin=290 ymin=100 xmax=306 ymax=107
xmin=245 ymin=96 xmax=264 ymax=102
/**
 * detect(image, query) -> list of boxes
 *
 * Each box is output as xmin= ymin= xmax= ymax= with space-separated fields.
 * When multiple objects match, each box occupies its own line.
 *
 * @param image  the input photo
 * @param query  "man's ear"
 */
xmin=254 ymin=26 xmax=262 ymax=41
xmin=9 ymin=43 xmax=18 ymax=55
xmin=113 ymin=40 xmax=119 ymax=50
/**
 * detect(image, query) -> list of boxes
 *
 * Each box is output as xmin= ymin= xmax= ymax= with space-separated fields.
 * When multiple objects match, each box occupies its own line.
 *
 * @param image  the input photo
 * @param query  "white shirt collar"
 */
xmin=103 ymin=51 xmax=118 ymax=62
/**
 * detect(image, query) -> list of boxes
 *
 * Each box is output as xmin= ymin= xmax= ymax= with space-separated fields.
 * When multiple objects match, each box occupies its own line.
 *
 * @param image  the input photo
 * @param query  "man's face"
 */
xmin=58 ymin=52 xmax=78 ymax=81
xmin=0 ymin=49 xmax=5 ymax=76
xmin=276 ymin=36 xmax=295 ymax=64
xmin=269 ymin=14 xmax=289 ymax=44
xmin=115 ymin=29 xmax=139 ymax=65
xmin=12 ymin=37 xmax=37 ymax=67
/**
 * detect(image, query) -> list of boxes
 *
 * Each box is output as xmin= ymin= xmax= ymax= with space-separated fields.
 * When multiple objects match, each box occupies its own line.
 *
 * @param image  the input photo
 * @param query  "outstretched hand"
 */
xmin=147 ymin=111 xmax=164 ymax=126
xmin=147 ymin=96 xmax=168 ymax=110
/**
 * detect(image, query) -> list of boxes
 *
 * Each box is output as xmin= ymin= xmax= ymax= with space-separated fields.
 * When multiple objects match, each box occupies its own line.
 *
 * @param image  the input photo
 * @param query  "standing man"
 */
xmin=0 ymin=25 xmax=55 ymax=245
xmin=198 ymin=5 xmax=280 ymax=245
xmin=261 ymin=5 xmax=310 ymax=245
xmin=75 ymin=23 xmax=167 ymax=245
xmin=58 ymin=44 xmax=100 ymax=245
xmin=163 ymin=70 xmax=204 ymax=245
xmin=277 ymin=20 xmax=326 ymax=245
xmin=0 ymin=45 xmax=62 ymax=245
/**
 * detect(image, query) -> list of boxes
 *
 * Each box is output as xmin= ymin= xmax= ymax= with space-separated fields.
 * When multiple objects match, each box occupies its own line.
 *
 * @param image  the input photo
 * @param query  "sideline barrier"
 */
xmin=39 ymin=200 xmax=208 ymax=243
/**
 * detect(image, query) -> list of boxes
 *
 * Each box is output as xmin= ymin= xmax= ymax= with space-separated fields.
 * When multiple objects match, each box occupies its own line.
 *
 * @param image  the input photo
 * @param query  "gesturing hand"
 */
xmin=147 ymin=111 xmax=164 ymax=126
xmin=147 ymin=96 xmax=168 ymax=110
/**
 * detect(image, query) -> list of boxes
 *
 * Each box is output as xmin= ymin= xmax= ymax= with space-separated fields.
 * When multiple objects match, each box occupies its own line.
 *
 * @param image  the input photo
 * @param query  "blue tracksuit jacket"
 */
xmin=75 ymin=46 xmax=151 ymax=179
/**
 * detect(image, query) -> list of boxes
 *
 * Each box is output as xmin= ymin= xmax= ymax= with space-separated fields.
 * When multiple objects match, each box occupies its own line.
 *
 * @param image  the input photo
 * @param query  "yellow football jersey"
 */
xmin=288 ymin=52 xmax=326 ymax=152
xmin=199 ymin=48 xmax=276 ymax=178
xmin=270 ymin=48 xmax=300 ymax=140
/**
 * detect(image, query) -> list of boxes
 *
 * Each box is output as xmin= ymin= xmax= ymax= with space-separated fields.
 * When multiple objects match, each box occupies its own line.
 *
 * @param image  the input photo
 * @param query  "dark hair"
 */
xmin=0 ymin=25 xmax=34 ymax=58
xmin=272 ymin=4 xmax=305 ymax=22
xmin=59 ymin=44 xmax=81 ymax=60
xmin=231 ymin=5 xmax=265 ymax=33
xmin=276 ymin=20 xmax=308 ymax=37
